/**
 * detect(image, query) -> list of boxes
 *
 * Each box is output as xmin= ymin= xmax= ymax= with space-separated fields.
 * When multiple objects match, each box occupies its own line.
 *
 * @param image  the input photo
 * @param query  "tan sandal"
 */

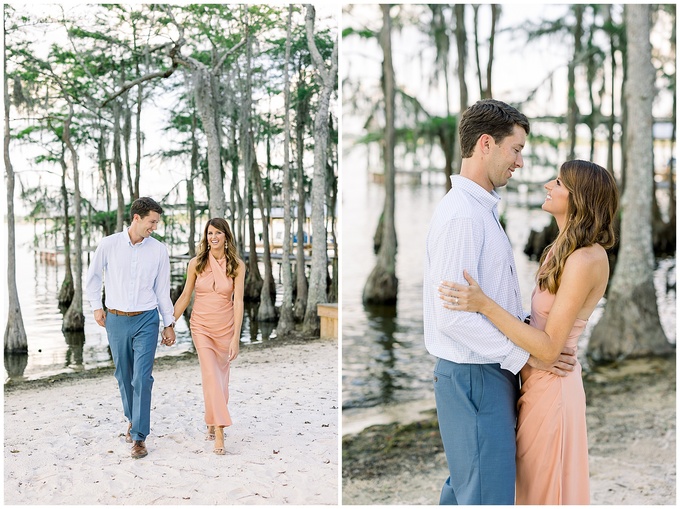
xmin=205 ymin=425 xmax=215 ymax=441
xmin=213 ymin=426 xmax=226 ymax=455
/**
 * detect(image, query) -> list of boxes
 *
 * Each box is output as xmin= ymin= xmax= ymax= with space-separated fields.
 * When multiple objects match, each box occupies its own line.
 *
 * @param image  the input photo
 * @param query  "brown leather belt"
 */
xmin=108 ymin=309 xmax=144 ymax=317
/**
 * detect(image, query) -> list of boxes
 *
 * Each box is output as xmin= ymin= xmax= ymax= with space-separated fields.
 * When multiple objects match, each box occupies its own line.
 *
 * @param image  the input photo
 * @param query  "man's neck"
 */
xmin=459 ymin=160 xmax=493 ymax=193
xmin=127 ymin=227 xmax=144 ymax=245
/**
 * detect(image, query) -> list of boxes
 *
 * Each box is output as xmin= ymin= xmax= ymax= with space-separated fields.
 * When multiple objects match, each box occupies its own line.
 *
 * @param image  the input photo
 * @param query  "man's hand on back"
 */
xmin=526 ymin=347 xmax=577 ymax=377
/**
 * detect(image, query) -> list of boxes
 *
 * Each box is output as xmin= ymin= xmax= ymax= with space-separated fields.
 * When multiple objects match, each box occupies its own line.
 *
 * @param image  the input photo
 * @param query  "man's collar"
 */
xmin=450 ymin=174 xmax=501 ymax=210
xmin=124 ymin=226 xmax=148 ymax=246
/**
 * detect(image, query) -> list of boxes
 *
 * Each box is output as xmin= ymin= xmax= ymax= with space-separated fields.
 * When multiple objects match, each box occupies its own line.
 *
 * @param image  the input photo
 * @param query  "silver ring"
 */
xmin=454 ymin=297 xmax=459 ymax=305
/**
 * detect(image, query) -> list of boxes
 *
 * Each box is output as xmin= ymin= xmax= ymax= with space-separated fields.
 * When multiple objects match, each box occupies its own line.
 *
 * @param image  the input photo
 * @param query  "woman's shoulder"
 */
xmin=186 ymin=256 xmax=201 ymax=273
xmin=566 ymin=244 xmax=609 ymax=273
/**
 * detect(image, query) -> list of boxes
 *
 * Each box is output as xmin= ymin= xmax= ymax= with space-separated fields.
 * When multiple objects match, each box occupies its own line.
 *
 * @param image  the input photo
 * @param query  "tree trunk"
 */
xmin=241 ymin=27 xmax=263 ymax=302
xmin=193 ymin=65 xmax=226 ymax=219
xmin=326 ymin=113 xmax=338 ymax=303
xmin=606 ymin=2 xmax=616 ymax=176
xmin=264 ymin=112 xmax=277 ymax=302
xmin=473 ymin=5 xmax=484 ymax=98
xmin=98 ymin=127 xmax=111 ymax=214
xmin=429 ymin=5 xmax=451 ymax=116
xmin=62 ymin=102 xmax=85 ymax=332
xmin=293 ymin=76 xmax=309 ymax=322
xmin=277 ymin=5 xmax=295 ymax=336
xmin=166 ymin=23 xmax=245 ymax=221
xmin=229 ymin=119 xmax=244 ymax=256
xmin=451 ymin=3 xmax=467 ymax=190
xmin=567 ymin=5 xmax=584 ymax=161
xmin=244 ymin=163 xmax=263 ymax=301
xmin=123 ymin=97 xmax=134 ymax=202
xmin=303 ymin=5 xmax=338 ymax=334
xmin=134 ymin=83 xmax=142 ymax=200
xmin=486 ymin=5 xmax=499 ymax=99
xmin=454 ymin=4 xmax=468 ymax=112
xmin=667 ymin=83 xmax=676 ymax=228
xmin=4 ymin=19 xmax=28 ymax=352
xmin=585 ymin=25 xmax=598 ymax=161
xmin=587 ymin=4 xmax=672 ymax=363
xmin=113 ymin=98 xmax=125 ymax=232
xmin=363 ymin=4 xmax=398 ymax=306
xmin=619 ymin=48 xmax=628 ymax=194
xmin=58 ymin=147 xmax=74 ymax=306
xmin=132 ymin=20 xmax=143 ymax=202
xmin=474 ymin=5 xmax=498 ymax=99
xmin=188 ymin=108 xmax=198 ymax=257
xmin=438 ymin=120 xmax=456 ymax=189
xmin=254 ymin=148 xmax=277 ymax=322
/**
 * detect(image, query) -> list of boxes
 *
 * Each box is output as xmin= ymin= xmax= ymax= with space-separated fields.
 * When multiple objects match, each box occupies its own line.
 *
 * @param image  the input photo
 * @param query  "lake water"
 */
xmin=4 ymin=221 xmax=282 ymax=383
xmin=341 ymin=160 xmax=676 ymax=431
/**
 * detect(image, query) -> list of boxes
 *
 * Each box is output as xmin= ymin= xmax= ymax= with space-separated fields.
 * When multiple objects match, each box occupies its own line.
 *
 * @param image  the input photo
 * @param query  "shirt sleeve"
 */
xmin=84 ymin=241 xmax=106 ymax=311
xmin=154 ymin=244 xmax=175 ymax=327
xmin=429 ymin=217 xmax=529 ymax=374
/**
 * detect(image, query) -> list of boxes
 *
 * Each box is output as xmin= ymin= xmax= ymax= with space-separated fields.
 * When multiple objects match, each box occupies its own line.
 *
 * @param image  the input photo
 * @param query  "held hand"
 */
xmin=438 ymin=270 xmax=488 ymax=313
xmin=527 ymin=347 xmax=577 ymax=377
xmin=94 ymin=309 xmax=106 ymax=327
xmin=161 ymin=326 xmax=176 ymax=346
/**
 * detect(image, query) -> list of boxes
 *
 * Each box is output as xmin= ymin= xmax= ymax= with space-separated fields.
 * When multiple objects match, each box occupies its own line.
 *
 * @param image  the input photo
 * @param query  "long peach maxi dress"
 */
xmin=190 ymin=253 xmax=235 ymax=428
xmin=515 ymin=283 xmax=590 ymax=504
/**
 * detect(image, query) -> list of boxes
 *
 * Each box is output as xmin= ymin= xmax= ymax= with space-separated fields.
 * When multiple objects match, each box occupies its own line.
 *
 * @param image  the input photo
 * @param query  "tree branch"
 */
xmin=212 ymin=35 xmax=247 ymax=76
xmin=305 ymin=5 xmax=338 ymax=90
xmin=101 ymin=41 xmax=182 ymax=107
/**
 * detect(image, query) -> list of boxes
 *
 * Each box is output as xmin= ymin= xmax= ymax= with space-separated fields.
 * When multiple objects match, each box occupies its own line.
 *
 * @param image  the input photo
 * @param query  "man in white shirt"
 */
xmin=85 ymin=197 xmax=176 ymax=459
xmin=423 ymin=100 xmax=575 ymax=504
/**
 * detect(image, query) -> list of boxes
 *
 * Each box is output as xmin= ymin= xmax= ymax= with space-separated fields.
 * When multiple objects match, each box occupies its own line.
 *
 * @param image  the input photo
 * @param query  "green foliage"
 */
xmin=342 ymin=27 xmax=378 ymax=39
xmin=527 ymin=132 xmax=561 ymax=150
xmin=20 ymin=185 xmax=62 ymax=220
xmin=89 ymin=210 xmax=119 ymax=236
xmin=7 ymin=3 xmax=337 ymax=248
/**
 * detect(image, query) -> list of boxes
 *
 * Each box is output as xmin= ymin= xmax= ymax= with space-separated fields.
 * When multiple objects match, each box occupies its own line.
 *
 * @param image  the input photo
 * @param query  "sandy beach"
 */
xmin=342 ymin=355 xmax=676 ymax=505
xmin=5 ymin=338 xmax=339 ymax=505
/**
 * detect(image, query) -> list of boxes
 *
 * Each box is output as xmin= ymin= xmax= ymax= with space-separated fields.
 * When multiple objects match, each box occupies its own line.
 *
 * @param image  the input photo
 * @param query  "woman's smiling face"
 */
xmin=207 ymin=225 xmax=226 ymax=251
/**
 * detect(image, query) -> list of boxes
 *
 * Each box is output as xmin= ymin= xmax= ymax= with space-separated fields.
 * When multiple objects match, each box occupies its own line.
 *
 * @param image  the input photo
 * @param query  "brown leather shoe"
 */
xmin=125 ymin=423 xmax=132 ymax=443
xmin=131 ymin=440 xmax=147 ymax=459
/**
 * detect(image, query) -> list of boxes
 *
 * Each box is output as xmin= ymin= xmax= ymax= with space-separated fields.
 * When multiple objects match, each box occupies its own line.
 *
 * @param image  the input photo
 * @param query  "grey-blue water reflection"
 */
xmin=4 ymin=222 xmax=280 ymax=383
xmin=342 ymin=163 xmax=676 ymax=413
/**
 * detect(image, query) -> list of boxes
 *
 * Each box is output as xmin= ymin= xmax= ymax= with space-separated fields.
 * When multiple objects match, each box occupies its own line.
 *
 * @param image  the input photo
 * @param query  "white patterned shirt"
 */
xmin=85 ymin=228 xmax=175 ymax=327
xmin=423 ymin=175 xmax=529 ymax=374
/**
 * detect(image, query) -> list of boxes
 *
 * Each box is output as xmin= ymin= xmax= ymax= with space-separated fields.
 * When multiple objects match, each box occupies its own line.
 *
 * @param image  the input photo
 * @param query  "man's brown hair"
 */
xmin=459 ymin=99 xmax=530 ymax=158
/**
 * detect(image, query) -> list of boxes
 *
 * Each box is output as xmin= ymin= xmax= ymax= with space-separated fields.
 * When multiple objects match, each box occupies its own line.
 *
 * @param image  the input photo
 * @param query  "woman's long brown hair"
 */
xmin=537 ymin=160 xmax=619 ymax=294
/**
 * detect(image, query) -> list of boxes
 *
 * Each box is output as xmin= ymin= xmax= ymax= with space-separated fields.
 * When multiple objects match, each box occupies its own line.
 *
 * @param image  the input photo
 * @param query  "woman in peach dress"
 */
xmin=172 ymin=218 xmax=245 ymax=455
xmin=439 ymin=160 xmax=619 ymax=504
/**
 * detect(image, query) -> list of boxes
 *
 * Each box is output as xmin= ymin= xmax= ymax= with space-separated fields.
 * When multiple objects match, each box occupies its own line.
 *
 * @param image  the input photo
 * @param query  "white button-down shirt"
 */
xmin=85 ymin=228 xmax=175 ymax=327
xmin=423 ymin=175 xmax=529 ymax=374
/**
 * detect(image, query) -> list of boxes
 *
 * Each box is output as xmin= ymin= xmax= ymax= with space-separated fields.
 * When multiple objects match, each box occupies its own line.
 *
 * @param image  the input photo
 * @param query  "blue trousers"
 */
xmin=105 ymin=310 xmax=159 ymax=442
xmin=433 ymin=358 xmax=520 ymax=505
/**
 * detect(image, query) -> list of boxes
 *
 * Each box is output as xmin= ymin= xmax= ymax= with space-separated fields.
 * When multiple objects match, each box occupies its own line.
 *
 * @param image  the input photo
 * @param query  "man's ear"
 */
xmin=478 ymin=134 xmax=493 ymax=154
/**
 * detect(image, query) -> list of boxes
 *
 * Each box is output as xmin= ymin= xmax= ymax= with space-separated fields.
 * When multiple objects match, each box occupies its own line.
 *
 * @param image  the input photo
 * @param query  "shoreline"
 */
xmin=5 ymin=336 xmax=339 ymax=505
xmin=4 ymin=333 xmax=318 ymax=392
xmin=342 ymin=354 xmax=676 ymax=505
